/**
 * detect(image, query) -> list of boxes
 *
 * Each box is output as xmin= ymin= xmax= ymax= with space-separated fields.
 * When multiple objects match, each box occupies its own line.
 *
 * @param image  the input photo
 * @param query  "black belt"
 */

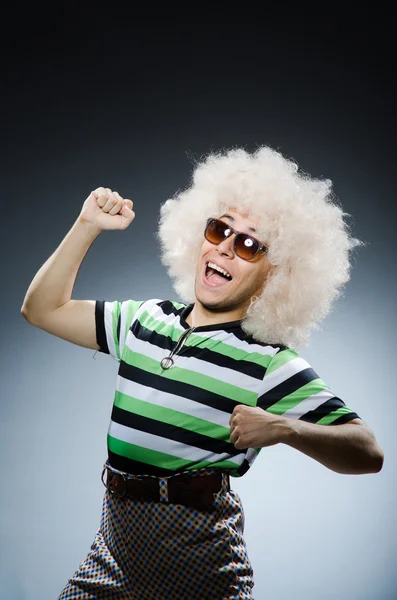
xmin=101 ymin=463 xmax=230 ymax=512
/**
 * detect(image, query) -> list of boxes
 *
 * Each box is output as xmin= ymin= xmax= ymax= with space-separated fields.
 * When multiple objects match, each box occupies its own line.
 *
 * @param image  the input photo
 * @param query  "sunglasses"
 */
xmin=204 ymin=218 xmax=268 ymax=261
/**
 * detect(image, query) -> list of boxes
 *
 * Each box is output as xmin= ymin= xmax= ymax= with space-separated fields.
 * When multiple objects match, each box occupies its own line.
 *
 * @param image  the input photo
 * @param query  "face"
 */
xmin=194 ymin=209 xmax=273 ymax=317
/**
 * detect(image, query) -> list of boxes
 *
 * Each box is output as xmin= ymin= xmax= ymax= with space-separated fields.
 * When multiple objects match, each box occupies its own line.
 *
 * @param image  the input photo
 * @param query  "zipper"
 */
xmin=160 ymin=327 xmax=196 ymax=370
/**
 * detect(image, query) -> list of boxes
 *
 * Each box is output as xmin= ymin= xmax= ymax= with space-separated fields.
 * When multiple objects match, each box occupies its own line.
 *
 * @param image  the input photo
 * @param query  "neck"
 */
xmin=184 ymin=301 xmax=246 ymax=328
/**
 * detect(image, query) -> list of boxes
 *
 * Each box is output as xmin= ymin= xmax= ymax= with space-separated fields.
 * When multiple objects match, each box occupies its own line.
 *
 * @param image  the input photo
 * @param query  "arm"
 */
xmin=229 ymin=347 xmax=384 ymax=475
xmin=229 ymin=407 xmax=384 ymax=475
xmin=21 ymin=187 xmax=135 ymax=349
xmin=278 ymin=416 xmax=384 ymax=474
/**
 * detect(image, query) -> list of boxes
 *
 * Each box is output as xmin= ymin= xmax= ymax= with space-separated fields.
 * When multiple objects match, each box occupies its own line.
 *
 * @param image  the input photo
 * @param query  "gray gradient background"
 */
xmin=1 ymin=9 xmax=396 ymax=600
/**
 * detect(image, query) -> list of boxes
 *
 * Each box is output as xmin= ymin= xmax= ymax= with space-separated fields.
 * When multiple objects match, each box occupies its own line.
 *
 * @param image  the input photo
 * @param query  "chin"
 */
xmin=199 ymin=300 xmax=230 ymax=312
xmin=195 ymin=293 xmax=222 ymax=310
xmin=195 ymin=289 xmax=240 ymax=313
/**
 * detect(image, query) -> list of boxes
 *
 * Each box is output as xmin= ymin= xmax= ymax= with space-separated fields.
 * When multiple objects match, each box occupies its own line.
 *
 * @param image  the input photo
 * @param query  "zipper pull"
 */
xmin=160 ymin=356 xmax=175 ymax=370
xmin=160 ymin=327 xmax=196 ymax=370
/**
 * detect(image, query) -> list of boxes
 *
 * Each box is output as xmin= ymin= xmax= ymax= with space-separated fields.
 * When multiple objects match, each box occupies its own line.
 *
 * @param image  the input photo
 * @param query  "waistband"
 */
xmin=101 ymin=460 xmax=231 ymax=510
xmin=103 ymin=460 xmax=229 ymax=482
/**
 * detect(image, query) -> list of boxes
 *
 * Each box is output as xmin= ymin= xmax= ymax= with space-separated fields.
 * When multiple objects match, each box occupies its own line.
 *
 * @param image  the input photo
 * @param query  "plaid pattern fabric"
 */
xmin=58 ymin=466 xmax=254 ymax=599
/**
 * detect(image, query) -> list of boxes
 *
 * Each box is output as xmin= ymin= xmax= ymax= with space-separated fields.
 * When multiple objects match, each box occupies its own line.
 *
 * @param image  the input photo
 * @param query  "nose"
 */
xmin=215 ymin=234 xmax=235 ymax=258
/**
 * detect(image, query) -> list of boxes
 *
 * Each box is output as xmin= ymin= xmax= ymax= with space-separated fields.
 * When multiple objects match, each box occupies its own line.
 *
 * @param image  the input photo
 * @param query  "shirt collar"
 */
xmin=179 ymin=303 xmax=243 ymax=332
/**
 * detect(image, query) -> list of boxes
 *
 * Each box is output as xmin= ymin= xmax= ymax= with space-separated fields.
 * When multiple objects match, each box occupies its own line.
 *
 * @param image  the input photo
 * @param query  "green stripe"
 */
xmin=316 ymin=406 xmax=356 ymax=425
xmin=265 ymin=348 xmax=300 ymax=375
xmin=188 ymin=336 xmax=274 ymax=368
xmin=123 ymin=347 xmax=257 ymax=405
xmin=138 ymin=310 xmax=184 ymax=341
xmin=108 ymin=434 xmax=189 ymax=470
xmin=123 ymin=300 xmax=144 ymax=344
xmin=137 ymin=309 xmax=274 ymax=368
xmin=114 ymin=391 xmax=230 ymax=439
xmin=112 ymin=302 xmax=121 ymax=361
xmin=170 ymin=300 xmax=186 ymax=310
xmin=111 ymin=300 xmax=144 ymax=361
xmin=108 ymin=434 xmax=242 ymax=472
xmin=265 ymin=378 xmax=329 ymax=415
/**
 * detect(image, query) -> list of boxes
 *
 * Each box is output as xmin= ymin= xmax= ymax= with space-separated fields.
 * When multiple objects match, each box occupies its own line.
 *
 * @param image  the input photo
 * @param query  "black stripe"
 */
xmin=257 ymin=367 xmax=320 ymax=409
xmin=298 ymin=396 xmax=347 ymax=423
xmin=130 ymin=319 xmax=175 ymax=352
xmin=180 ymin=345 xmax=267 ymax=380
xmin=329 ymin=412 xmax=361 ymax=425
xmin=95 ymin=301 xmax=109 ymax=355
xmin=117 ymin=310 xmax=121 ymax=346
xmin=235 ymin=458 xmax=251 ymax=477
xmin=107 ymin=450 xmax=242 ymax=477
xmin=156 ymin=300 xmax=185 ymax=318
xmin=119 ymin=362 xmax=248 ymax=413
xmin=111 ymin=405 xmax=239 ymax=456
xmin=129 ymin=322 xmax=266 ymax=380
xmin=108 ymin=450 xmax=183 ymax=476
xmin=300 ymin=402 xmax=361 ymax=425
xmin=158 ymin=300 xmax=245 ymax=333
xmin=231 ymin=327 xmax=287 ymax=351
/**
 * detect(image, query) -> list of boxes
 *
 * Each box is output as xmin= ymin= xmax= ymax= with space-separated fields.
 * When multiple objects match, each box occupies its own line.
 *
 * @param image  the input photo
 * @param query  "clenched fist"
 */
xmin=229 ymin=405 xmax=287 ymax=449
xmin=79 ymin=187 xmax=135 ymax=231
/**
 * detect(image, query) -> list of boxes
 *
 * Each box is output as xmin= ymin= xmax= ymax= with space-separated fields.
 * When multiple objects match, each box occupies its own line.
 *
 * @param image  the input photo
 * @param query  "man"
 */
xmin=21 ymin=146 xmax=384 ymax=599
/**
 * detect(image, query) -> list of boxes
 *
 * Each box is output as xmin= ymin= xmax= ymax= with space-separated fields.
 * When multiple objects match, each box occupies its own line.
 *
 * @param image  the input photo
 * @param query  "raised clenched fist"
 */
xmin=79 ymin=187 xmax=135 ymax=231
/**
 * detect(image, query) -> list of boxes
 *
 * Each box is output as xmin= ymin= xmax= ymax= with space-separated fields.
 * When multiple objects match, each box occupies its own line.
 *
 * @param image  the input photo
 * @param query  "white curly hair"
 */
xmin=157 ymin=146 xmax=364 ymax=349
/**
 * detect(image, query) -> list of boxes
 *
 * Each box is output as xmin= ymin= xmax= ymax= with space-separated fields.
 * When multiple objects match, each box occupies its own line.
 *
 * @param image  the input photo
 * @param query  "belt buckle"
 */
xmin=168 ymin=473 xmax=217 ymax=511
xmin=101 ymin=464 xmax=127 ymax=498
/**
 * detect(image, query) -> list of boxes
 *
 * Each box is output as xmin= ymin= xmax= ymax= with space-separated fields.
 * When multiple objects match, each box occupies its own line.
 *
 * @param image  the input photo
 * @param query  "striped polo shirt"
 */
xmin=95 ymin=298 xmax=361 ymax=478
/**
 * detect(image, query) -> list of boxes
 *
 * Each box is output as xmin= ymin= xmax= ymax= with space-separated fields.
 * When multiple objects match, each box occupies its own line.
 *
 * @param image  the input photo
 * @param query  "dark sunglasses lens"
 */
xmin=205 ymin=219 xmax=230 ymax=244
xmin=234 ymin=234 xmax=259 ymax=259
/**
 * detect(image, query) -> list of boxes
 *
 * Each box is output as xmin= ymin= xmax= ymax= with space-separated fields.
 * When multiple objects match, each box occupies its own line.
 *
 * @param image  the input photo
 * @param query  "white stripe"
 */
xmin=260 ymin=356 xmax=315 ymax=394
xmin=104 ymin=301 xmax=118 ymax=360
xmin=146 ymin=301 xmax=280 ymax=359
xmin=148 ymin=306 xmax=280 ymax=357
xmin=192 ymin=328 xmax=281 ymax=357
xmin=108 ymin=421 xmax=245 ymax=467
xmin=125 ymin=335 xmax=259 ymax=392
xmin=146 ymin=302 xmax=185 ymax=332
xmin=246 ymin=447 xmax=259 ymax=466
xmin=132 ymin=301 xmax=276 ymax=388
xmin=119 ymin=301 xmax=129 ymax=358
xmin=135 ymin=299 xmax=162 ymax=324
xmin=173 ymin=353 xmax=259 ymax=391
xmin=120 ymin=299 xmax=162 ymax=355
xmin=282 ymin=389 xmax=336 ymax=418
xmin=117 ymin=378 xmax=231 ymax=427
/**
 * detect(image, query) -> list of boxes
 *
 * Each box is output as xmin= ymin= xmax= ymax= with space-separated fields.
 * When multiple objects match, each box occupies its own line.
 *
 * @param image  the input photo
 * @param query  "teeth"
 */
xmin=207 ymin=261 xmax=232 ymax=279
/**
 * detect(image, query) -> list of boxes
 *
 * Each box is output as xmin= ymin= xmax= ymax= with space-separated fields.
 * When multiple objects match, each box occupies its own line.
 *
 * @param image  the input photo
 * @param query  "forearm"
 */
xmin=21 ymin=217 xmax=101 ymax=320
xmin=279 ymin=418 xmax=384 ymax=474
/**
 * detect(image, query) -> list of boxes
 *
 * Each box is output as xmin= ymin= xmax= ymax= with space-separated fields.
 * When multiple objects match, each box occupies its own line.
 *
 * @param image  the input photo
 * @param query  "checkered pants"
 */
xmin=57 ymin=466 xmax=254 ymax=599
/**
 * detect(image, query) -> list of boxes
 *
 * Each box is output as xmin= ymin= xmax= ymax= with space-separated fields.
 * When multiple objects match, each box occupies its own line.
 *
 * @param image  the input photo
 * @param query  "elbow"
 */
xmin=372 ymin=449 xmax=384 ymax=473
xmin=370 ymin=434 xmax=385 ymax=473
xmin=359 ymin=427 xmax=384 ymax=474
xmin=363 ymin=444 xmax=384 ymax=474
xmin=21 ymin=305 xmax=37 ymax=325
xmin=21 ymin=305 xmax=30 ymax=321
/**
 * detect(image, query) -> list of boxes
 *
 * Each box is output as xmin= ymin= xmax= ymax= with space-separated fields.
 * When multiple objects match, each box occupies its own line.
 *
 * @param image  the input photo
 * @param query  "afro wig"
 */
xmin=157 ymin=146 xmax=364 ymax=349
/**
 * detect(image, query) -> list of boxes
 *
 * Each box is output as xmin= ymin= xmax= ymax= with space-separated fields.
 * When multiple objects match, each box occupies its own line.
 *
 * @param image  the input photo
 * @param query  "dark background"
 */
xmin=1 ymin=7 xmax=395 ymax=599
xmin=2 ymin=9 xmax=395 ymax=286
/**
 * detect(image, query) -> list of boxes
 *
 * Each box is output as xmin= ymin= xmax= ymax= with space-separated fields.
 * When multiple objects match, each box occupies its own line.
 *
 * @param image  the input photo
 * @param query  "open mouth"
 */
xmin=203 ymin=261 xmax=233 ymax=286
